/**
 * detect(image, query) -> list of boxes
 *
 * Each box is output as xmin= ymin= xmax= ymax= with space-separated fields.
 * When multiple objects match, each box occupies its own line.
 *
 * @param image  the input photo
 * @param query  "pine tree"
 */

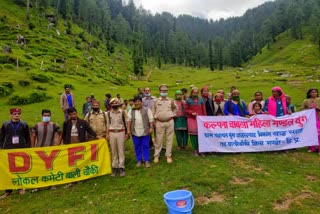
xmin=208 ymin=40 xmax=214 ymax=71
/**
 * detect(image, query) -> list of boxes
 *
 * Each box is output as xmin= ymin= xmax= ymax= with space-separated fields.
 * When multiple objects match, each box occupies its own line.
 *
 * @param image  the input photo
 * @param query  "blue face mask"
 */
xmin=145 ymin=93 xmax=151 ymax=97
xmin=42 ymin=116 xmax=51 ymax=123
xmin=160 ymin=92 xmax=168 ymax=97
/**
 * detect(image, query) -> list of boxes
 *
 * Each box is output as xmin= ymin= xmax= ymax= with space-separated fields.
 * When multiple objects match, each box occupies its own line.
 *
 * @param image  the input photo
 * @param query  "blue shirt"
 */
xmin=224 ymin=100 xmax=249 ymax=117
xmin=67 ymin=94 xmax=73 ymax=108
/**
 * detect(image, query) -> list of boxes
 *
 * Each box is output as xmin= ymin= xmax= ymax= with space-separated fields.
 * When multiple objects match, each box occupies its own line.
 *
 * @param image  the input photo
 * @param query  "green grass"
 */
xmin=1 ymin=0 xmax=320 ymax=213
xmin=1 ymin=67 xmax=320 ymax=213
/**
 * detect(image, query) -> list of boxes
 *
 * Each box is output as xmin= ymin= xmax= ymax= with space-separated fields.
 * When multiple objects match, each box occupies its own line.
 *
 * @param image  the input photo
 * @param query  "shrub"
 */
xmin=36 ymin=85 xmax=47 ymax=91
xmin=31 ymin=73 xmax=52 ymax=83
xmin=2 ymin=82 xmax=13 ymax=89
xmin=8 ymin=92 xmax=50 ymax=105
xmin=0 ymin=85 xmax=12 ymax=97
xmin=18 ymin=80 xmax=30 ymax=86
xmin=28 ymin=22 xmax=36 ymax=30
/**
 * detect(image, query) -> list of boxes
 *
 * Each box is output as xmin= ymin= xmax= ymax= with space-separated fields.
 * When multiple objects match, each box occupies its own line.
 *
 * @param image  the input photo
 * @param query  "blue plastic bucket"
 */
xmin=164 ymin=190 xmax=194 ymax=214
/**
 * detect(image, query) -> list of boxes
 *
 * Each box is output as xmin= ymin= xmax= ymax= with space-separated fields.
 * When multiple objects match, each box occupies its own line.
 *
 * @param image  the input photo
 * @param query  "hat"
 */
xmin=175 ymin=90 xmax=182 ymax=95
xmin=159 ymin=84 xmax=168 ymax=90
xmin=10 ymin=108 xmax=21 ymax=114
xmin=110 ymin=98 xmax=119 ymax=104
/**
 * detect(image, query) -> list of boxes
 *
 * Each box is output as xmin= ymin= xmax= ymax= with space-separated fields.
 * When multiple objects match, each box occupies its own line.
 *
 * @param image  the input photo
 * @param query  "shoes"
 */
xmin=0 ymin=192 xmax=11 ymax=199
xmin=119 ymin=168 xmax=125 ymax=177
xmin=49 ymin=186 xmax=56 ymax=191
xmin=167 ymin=156 xmax=173 ymax=163
xmin=64 ymin=183 xmax=73 ymax=188
xmin=31 ymin=188 xmax=39 ymax=193
xmin=145 ymin=161 xmax=150 ymax=168
xmin=200 ymin=153 xmax=206 ymax=157
xmin=111 ymin=168 xmax=117 ymax=177
xmin=136 ymin=161 xmax=142 ymax=167
xmin=193 ymin=150 xmax=199 ymax=156
xmin=177 ymin=147 xmax=182 ymax=150
xmin=18 ymin=189 xmax=25 ymax=195
xmin=154 ymin=157 xmax=159 ymax=163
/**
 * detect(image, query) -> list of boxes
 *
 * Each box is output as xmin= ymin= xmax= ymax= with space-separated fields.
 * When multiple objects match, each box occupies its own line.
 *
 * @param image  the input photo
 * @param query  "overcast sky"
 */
xmin=133 ymin=0 xmax=273 ymax=20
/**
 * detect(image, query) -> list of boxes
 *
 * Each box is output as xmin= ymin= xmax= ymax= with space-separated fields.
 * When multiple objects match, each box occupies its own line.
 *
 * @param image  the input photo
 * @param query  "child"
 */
xmin=253 ymin=102 xmax=263 ymax=115
xmin=286 ymin=96 xmax=296 ymax=114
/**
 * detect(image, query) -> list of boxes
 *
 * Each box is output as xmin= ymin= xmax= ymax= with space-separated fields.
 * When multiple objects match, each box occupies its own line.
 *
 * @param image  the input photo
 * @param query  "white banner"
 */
xmin=197 ymin=109 xmax=318 ymax=153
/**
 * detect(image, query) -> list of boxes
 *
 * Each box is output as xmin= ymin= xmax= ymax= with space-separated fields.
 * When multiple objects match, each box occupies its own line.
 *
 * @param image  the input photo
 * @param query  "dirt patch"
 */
xmin=196 ymin=192 xmax=226 ymax=205
xmin=273 ymin=190 xmax=313 ymax=211
xmin=230 ymin=158 xmax=264 ymax=173
xmin=230 ymin=176 xmax=254 ymax=185
xmin=305 ymin=175 xmax=319 ymax=182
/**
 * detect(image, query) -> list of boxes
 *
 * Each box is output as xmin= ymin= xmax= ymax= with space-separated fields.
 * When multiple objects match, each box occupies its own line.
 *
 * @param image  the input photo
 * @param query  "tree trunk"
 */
xmin=26 ymin=0 xmax=30 ymax=20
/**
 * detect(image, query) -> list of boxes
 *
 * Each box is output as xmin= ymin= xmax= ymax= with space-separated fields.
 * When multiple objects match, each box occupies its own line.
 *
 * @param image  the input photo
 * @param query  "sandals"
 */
xmin=18 ymin=189 xmax=26 ymax=195
xmin=0 ymin=192 xmax=11 ymax=199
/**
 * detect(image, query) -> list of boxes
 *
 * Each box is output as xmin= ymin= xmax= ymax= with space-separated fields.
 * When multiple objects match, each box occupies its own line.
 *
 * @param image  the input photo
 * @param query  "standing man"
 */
xmin=0 ymin=108 xmax=30 ymax=198
xmin=137 ymin=87 xmax=145 ymax=98
xmin=142 ymin=87 xmax=156 ymax=110
xmin=82 ymin=96 xmax=92 ymax=117
xmin=85 ymin=100 xmax=108 ymax=140
xmin=31 ymin=109 xmax=62 ymax=192
xmin=104 ymin=93 xmax=112 ymax=111
xmin=107 ymin=98 xmax=128 ymax=177
xmin=62 ymin=107 xmax=97 ymax=144
xmin=60 ymin=85 xmax=76 ymax=121
xmin=152 ymin=84 xmax=177 ymax=163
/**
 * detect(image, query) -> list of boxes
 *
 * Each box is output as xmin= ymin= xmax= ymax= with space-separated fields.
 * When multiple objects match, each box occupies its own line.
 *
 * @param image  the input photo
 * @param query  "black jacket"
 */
xmin=62 ymin=118 xmax=97 ymax=144
xmin=0 ymin=120 xmax=31 ymax=149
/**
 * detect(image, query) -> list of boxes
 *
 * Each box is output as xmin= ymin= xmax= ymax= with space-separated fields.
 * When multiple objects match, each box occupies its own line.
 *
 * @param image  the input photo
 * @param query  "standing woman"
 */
xmin=248 ymin=91 xmax=265 ymax=116
xmin=184 ymin=87 xmax=206 ymax=156
xmin=173 ymin=90 xmax=188 ymax=150
xmin=301 ymin=88 xmax=320 ymax=153
xmin=224 ymin=90 xmax=249 ymax=117
xmin=263 ymin=86 xmax=287 ymax=117
xmin=213 ymin=93 xmax=225 ymax=116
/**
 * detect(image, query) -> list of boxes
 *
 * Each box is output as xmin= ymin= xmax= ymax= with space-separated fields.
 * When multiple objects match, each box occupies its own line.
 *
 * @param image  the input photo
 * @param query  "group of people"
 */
xmin=1 ymin=84 xmax=320 ymax=198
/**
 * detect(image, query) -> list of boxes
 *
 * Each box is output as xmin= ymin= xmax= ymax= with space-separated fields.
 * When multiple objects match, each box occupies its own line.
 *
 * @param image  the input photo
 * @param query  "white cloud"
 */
xmin=133 ymin=0 xmax=273 ymax=20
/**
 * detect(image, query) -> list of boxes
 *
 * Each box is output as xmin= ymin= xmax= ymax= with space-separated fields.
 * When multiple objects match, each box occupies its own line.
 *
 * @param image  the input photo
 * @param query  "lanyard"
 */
xmin=11 ymin=121 xmax=21 ymax=136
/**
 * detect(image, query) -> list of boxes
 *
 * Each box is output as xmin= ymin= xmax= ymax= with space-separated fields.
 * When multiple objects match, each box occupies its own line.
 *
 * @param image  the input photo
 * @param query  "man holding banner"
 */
xmin=0 ymin=108 xmax=30 ymax=198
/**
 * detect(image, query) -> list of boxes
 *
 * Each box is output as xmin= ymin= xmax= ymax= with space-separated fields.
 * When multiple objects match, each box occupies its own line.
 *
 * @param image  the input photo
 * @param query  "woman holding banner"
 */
xmin=301 ymin=88 xmax=320 ymax=154
xmin=263 ymin=86 xmax=288 ymax=117
xmin=184 ymin=87 xmax=206 ymax=156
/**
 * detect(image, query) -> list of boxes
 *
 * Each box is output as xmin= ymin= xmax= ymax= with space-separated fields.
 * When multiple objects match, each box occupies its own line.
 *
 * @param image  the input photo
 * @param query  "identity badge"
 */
xmin=12 ymin=136 xmax=20 ymax=144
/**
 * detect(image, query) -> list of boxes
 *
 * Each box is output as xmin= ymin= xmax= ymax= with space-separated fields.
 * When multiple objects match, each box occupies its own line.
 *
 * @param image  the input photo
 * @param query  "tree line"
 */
xmin=15 ymin=0 xmax=320 ymax=74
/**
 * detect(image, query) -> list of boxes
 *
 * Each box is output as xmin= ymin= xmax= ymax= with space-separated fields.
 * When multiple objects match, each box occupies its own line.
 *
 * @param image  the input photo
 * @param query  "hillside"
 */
xmin=0 ymin=0 xmax=141 ymax=122
xmin=248 ymin=28 xmax=320 ymax=71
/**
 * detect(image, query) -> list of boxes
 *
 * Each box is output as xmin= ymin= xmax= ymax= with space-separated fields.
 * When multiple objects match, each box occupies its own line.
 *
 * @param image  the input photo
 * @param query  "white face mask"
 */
xmin=145 ymin=93 xmax=151 ymax=97
xmin=160 ymin=92 xmax=168 ymax=97
xmin=42 ymin=116 xmax=51 ymax=123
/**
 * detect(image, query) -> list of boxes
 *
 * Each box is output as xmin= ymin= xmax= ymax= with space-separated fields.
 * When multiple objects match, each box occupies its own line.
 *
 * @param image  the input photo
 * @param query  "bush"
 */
xmin=0 ymin=85 xmax=12 ymax=97
xmin=28 ymin=22 xmax=36 ymax=30
xmin=8 ymin=92 xmax=50 ymax=105
xmin=31 ymin=73 xmax=52 ymax=83
xmin=2 ymin=82 xmax=13 ymax=89
xmin=18 ymin=80 xmax=30 ymax=86
xmin=36 ymin=85 xmax=47 ymax=91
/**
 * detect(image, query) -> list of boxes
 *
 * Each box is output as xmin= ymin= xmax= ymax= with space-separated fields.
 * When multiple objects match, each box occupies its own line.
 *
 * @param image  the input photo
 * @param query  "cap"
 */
xmin=10 ymin=108 xmax=21 ymax=114
xmin=110 ymin=98 xmax=119 ymax=104
xmin=175 ymin=90 xmax=182 ymax=95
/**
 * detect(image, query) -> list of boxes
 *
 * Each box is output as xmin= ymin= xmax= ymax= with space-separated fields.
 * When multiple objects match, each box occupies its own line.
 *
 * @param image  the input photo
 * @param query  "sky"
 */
xmin=133 ymin=0 xmax=273 ymax=21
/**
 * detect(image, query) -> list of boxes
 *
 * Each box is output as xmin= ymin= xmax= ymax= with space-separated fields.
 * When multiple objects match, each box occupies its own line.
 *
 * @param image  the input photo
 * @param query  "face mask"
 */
xmin=145 ymin=93 xmax=151 ymax=97
xmin=175 ymin=97 xmax=182 ymax=100
xmin=111 ymin=105 xmax=118 ymax=109
xmin=134 ymin=104 xmax=142 ymax=109
xmin=92 ymin=108 xmax=99 ymax=112
xmin=215 ymin=98 xmax=221 ymax=103
xmin=160 ymin=92 xmax=167 ymax=97
xmin=232 ymin=96 xmax=239 ymax=100
xmin=42 ymin=116 xmax=51 ymax=123
xmin=192 ymin=95 xmax=198 ymax=99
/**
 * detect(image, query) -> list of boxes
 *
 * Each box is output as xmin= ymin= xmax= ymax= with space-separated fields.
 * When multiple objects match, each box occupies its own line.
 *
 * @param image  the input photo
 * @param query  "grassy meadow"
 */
xmin=1 ymin=66 xmax=320 ymax=214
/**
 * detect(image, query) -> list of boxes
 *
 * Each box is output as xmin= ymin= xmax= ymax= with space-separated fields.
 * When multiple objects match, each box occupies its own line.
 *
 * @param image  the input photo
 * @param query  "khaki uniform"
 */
xmin=152 ymin=98 xmax=177 ymax=158
xmin=84 ymin=110 xmax=108 ymax=138
xmin=108 ymin=109 xmax=126 ymax=169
